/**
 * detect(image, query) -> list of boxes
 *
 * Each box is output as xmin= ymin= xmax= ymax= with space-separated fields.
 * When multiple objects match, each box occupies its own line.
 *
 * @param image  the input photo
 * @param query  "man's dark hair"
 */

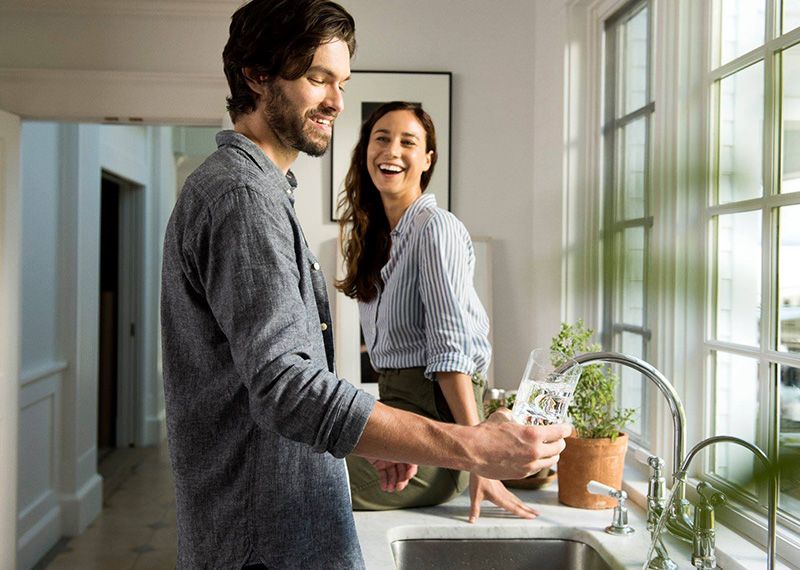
xmin=223 ymin=0 xmax=356 ymax=122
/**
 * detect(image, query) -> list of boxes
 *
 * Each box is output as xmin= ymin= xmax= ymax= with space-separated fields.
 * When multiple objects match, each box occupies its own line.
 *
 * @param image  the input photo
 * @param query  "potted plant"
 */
xmin=551 ymin=320 xmax=636 ymax=509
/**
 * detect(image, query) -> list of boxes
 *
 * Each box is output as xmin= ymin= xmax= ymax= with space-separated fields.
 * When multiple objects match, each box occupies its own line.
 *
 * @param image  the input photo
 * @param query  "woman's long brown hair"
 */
xmin=335 ymin=101 xmax=438 ymax=302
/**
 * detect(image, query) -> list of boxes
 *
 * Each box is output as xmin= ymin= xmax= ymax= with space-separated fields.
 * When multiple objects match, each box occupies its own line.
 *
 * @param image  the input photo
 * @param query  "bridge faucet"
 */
xmin=554 ymin=353 xmax=688 ymax=499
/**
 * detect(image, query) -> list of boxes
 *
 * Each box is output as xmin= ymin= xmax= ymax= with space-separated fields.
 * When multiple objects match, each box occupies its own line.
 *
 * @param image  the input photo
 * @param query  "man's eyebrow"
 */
xmin=307 ymin=65 xmax=350 ymax=82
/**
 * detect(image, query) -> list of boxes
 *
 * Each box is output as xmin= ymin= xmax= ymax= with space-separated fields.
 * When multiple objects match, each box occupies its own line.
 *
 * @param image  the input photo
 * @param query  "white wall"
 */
xmin=0 ymin=0 xmax=572 ymax=388
xmin=16 ymin=122 xmax=177 ymax=569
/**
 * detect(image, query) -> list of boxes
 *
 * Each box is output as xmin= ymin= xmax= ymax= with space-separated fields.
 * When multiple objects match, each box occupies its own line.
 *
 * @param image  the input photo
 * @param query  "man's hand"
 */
xmin=367 ymin=459 xmax=418 ymax=493
xmin=466 ymin=408 xmax=572 ymax=481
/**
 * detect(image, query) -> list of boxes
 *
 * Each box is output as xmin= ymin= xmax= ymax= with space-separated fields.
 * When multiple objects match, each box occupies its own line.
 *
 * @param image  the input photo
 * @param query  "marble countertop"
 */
xmin=353 ymin=482 xmax=787 ymax=569
xmin=353 ymin=484 xmax=655 ymax=569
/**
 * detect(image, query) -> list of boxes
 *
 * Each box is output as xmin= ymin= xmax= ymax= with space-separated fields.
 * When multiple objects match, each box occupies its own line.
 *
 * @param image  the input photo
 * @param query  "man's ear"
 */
xmin=242 ymin=67 xmax=267 ymax=96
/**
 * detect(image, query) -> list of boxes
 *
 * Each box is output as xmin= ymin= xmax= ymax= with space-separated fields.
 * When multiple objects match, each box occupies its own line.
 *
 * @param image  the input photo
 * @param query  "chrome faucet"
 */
xmin=556 ymin=352 xmax=686 ymax=504
xmin=690 ymin=481 xmax=726 ymax=569
xmin=554 ymin=351 xmax=687 ymax=471
xmin=673 ymin=436 xmax=777 ymax=570
xmin=554 ymin=351 xmax=693 ymax=539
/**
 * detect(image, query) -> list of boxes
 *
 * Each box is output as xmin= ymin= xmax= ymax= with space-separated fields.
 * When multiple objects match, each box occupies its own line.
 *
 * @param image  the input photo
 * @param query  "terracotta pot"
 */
xmin=557 ymin=432 xmax=628 ymax=509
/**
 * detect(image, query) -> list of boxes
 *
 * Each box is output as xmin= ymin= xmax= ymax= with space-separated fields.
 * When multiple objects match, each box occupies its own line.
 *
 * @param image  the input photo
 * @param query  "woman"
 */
xmin=337 ymin=101 xmax=537 ymax=522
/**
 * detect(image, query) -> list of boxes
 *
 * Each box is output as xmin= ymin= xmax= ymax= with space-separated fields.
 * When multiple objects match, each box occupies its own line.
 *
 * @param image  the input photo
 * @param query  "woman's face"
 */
xmin=366 ymin=110 xmax=433 ymax=202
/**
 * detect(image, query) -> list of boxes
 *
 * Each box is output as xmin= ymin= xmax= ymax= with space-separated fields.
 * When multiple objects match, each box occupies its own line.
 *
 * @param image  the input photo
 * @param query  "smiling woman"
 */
xmin=329 ymin=71 xmax=451 ymax=221
xmin=336 ymin=102 xmax=537 ymax=523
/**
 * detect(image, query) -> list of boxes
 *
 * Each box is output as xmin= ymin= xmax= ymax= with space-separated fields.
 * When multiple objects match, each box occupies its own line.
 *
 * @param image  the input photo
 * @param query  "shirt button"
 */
xmin=312 ymin=262 xmax=320 ymax=271
xmin=320 ymin=323 xmax=328 ymax=331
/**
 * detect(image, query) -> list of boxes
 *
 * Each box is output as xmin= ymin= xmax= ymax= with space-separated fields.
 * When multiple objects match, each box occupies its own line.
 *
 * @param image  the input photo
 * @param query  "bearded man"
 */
xmin=160 ymin=1 xmax=571 ymax=568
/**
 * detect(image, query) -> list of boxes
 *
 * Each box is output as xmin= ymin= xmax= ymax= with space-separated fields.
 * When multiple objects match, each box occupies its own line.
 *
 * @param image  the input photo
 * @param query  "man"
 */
xmin=161 ymin=1 xmax=571 ymax=568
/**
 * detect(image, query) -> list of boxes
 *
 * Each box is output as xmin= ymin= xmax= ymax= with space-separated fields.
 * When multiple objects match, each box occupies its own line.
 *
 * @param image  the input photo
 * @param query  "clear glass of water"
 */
xmin=511 ymin=348 xmax=582 ymax=426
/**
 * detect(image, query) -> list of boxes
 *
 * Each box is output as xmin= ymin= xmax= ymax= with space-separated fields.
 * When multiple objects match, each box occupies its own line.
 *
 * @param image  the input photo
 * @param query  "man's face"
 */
xmin=264 ymin=39 xmax=351 ymax=157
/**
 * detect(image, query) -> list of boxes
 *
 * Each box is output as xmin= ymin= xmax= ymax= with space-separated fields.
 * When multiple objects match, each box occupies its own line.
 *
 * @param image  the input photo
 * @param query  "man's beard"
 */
xmin=264 ymin=82 xmax=333 ymax=157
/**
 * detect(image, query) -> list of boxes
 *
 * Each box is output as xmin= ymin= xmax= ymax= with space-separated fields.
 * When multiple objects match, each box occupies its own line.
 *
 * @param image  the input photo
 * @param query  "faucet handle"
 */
xmin=696 ymin=481 xmax=726 ymax=507
xmin=587 ymin=480 xmax=615 ymax=496
xmin=586 ymin=480 xmax=635 ymax=536
xmin=691 ymin=482 xmax=726 ymax=569
xmin=636 ymin=449 xmax=666 ymax=471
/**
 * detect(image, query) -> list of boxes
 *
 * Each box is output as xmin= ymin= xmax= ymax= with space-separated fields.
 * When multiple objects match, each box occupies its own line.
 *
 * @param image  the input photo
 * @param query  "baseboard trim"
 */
xmin=59 ymin=473 xmax=102 ymax=537
xmin=17 ymin=504 xmax=60 ymax=570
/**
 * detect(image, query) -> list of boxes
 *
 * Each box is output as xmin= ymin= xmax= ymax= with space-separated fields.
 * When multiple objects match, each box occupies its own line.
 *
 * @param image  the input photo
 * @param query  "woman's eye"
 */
xmin=402 ymin=140 xmax=416 ymax=147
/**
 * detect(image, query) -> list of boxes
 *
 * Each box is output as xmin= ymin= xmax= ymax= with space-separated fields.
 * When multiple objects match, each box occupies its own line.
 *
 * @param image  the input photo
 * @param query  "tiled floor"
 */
xmin=37 ymin=445 xmax=177 ymax=570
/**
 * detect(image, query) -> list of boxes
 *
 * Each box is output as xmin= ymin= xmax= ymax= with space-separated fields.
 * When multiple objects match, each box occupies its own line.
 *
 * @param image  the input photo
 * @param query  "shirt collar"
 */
xmin=391 ymin=193 xmax=437 ymax=237
xmin=215 ymin=130 xmax=298 ymax=202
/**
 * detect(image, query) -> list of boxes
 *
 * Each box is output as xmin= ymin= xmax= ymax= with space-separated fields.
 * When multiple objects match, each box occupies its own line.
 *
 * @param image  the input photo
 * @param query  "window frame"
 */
xmin=701 ymin=0 xmax=800 ymax=555
xmin=601 ymin=0 xmax=656 ymax=447
xmin=565 ymin=0 xmax=800 ymax=564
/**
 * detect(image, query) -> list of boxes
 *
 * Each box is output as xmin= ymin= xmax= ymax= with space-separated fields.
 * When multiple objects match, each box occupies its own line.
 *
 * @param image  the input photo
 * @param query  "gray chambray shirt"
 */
xmin=161 ymin=130 xmax=376 ymax=569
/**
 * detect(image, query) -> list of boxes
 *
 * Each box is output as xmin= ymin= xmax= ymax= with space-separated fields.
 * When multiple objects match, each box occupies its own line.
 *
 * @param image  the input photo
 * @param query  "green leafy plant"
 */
xmin=550 ymin=320 xmax=636 ymax=441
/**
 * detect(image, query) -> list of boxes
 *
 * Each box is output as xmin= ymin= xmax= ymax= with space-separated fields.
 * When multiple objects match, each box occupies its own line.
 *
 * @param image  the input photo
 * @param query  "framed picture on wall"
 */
xmin=329 ymin=70 xmax=452 ymax=221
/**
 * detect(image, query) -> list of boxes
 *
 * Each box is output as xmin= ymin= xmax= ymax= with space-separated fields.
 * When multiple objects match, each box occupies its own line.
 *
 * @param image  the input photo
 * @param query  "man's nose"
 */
xmin=326 ymin=84 xmax=344 ymax=115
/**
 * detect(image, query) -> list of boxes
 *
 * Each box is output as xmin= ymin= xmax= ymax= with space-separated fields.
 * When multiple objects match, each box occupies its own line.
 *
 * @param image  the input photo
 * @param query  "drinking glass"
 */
xmin=511 ymin=348 xmax=582 ymax=426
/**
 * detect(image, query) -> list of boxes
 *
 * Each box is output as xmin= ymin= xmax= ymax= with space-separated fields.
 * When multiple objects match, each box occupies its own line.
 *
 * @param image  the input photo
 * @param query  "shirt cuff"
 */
xmin=326 ymin=385 xmax=376 ymax=459
xmin=424 ymin=354 xmax=477 ymax=380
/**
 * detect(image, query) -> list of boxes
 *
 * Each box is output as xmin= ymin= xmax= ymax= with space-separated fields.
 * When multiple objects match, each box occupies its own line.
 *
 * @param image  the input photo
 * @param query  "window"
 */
xmin=706 ymin=0 xmax=800 ymax=536
xmin=602 ymin=0 xmax=654 ymax=446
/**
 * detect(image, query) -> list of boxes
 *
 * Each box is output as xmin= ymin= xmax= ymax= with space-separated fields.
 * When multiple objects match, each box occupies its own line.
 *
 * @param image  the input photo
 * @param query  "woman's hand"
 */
xmin=468 ymin=472 xmax=539 ymax=523
xmin=367 ymin=458 xmax=418 ymax=493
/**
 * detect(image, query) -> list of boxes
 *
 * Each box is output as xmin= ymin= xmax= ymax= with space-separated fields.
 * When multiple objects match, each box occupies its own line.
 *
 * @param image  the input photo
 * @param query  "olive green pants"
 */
xmin=347 ymin=367 xmax=485 ymax=511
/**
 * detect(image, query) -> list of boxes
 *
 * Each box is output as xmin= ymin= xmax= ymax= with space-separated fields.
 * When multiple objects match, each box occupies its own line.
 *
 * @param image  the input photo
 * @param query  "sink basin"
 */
xmin=390 ymin=538 xmax=614 ymax=569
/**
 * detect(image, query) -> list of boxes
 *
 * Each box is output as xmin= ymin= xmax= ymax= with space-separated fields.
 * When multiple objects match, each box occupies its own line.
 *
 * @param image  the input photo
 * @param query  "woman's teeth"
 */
xmin=379 ymin=164 xmax=403 ymax=173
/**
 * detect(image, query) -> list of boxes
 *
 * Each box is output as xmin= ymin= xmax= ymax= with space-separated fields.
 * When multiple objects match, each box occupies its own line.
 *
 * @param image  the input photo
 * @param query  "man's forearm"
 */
xmin=352 ymin=401 xmax=475 ymax=471
xmin=352 ymin=402 xmax=573 ymax=481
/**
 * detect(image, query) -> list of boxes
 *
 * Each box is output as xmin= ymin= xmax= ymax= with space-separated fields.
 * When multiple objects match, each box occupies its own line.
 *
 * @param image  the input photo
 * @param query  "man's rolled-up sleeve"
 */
xmin=187 ymin=187 xmax=375 ymax=457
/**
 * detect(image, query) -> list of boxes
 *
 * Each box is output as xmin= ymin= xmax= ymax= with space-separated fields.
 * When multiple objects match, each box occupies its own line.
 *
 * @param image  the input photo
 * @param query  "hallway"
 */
xmin=36 ymin=446 xmax=177 ymax=569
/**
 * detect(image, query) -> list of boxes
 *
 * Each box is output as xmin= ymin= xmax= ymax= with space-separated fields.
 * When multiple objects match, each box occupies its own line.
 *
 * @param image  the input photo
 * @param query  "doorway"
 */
xmin=97 ymin=170 xmax=143 ymax=459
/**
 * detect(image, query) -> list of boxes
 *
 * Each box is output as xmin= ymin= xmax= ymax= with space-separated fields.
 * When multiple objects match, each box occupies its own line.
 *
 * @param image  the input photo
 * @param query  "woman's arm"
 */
xmin=437 ymin=371 xmax=540 ymax=523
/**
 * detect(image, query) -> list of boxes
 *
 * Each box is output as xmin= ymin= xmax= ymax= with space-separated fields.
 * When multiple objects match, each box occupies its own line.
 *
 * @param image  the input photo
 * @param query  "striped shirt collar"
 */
xmin=391 ymin=193 xmax=437 ymax=237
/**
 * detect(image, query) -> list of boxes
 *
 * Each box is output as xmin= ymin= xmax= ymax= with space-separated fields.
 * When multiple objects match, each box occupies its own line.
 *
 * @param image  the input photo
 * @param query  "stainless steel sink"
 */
xmin=390 ymin=538 xmax=614 ymax=570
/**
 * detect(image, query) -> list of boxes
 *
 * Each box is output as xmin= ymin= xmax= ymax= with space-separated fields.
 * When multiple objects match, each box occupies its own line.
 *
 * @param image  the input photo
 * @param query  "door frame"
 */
xmin=101 ymin=170 xmax=145 ymax=449
xmin=0 ymin=109 xmax=21 ymax=570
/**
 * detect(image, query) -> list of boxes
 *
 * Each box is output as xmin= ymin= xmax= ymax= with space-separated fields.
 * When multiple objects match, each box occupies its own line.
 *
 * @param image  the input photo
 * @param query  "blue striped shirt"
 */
xmin=359 ymin=194 xmax=491 ymax=380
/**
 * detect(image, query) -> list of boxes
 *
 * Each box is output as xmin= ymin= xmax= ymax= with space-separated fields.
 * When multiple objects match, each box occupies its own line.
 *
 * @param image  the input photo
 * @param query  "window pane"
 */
xmin=617 ymin=118 xmax=647 ymax=219
xmin=720 ymin=0 xmax=765 ymax=66
xmin=779 ymin=205 xmax=800 ymax=352
xmin=782 ymin=44 xmax=800 ymax=194
xmin=713 ymin=351 xmax=760 ymax=488
xmin=621 ymin=227 xmax=646 ymax=326
xmin=718 ymin=62 xmax=764 ymax=204
xmin=618 ymin=5 xmax=649 ymax=116
xmin=784 ymin=0 xmax=800 ymax=33
xmin=619 ymin=331 xmax=645 ymax=436
xmin=714 ymin=211 xmax=762 ymax=346
xmin=779 ymin=363 xmax=800 ymax=518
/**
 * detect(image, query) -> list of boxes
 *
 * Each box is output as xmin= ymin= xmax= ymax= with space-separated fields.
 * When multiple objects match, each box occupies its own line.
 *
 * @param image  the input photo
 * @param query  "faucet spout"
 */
xmin=555 ymin=351 xmax=686 ymax=480
xmin=677 ymin=435 xmax=777 ymax=570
